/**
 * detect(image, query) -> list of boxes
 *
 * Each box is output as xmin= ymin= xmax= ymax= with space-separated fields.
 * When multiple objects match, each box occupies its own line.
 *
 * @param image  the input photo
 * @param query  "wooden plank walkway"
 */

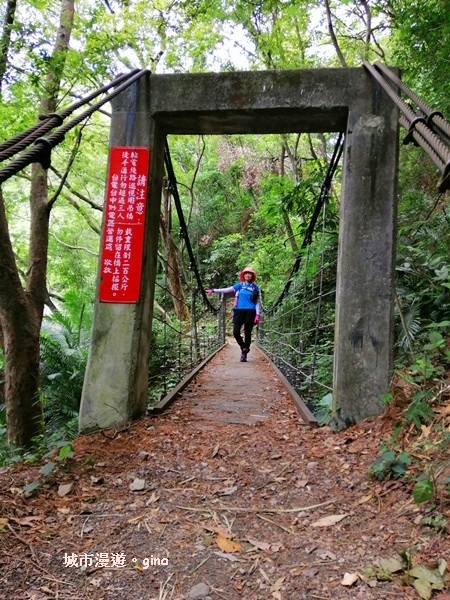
xmin=153 ymin=337 xmax=316 ymax=426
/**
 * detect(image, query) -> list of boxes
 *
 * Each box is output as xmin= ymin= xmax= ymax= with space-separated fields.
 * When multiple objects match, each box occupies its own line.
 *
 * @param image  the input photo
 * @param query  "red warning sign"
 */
xmin=99 ymin=146 xmax=150 ymax=303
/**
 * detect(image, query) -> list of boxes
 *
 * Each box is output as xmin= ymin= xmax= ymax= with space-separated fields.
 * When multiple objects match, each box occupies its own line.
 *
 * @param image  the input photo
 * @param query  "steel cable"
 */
xmin=373 ymin=61 xmax=450 ymax=144
xmin=0 ymin=69 xmax=149 ymax=184
xmin=0 ymin=70 xmax=142 ymax=163
xmin=164 ymin=139 xmax=219 ymax=314
xmin=363 ymin=61 xmax=450 ymax=192
xmin=264 ymin=133 xmax=344 ymax=315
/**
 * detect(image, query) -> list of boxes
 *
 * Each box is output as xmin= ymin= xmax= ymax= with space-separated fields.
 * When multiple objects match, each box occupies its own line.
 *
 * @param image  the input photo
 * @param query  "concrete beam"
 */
xmin=149 ymin=68 xmax=365 ymax=134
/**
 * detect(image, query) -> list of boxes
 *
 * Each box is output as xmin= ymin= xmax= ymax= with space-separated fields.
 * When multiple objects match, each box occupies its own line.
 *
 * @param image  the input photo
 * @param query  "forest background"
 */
xmin=0 ymin=0 xmax=449 ymax=466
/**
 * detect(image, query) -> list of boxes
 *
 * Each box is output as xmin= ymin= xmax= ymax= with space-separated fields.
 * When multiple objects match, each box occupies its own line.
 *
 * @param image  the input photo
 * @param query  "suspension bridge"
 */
xmin=1 ymin=64 xmax=450 ymax=436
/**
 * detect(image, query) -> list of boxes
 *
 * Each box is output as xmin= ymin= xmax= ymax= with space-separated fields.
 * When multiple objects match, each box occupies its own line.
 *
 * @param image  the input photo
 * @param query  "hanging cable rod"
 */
xmin=164 ymin=139 xmax=218 ymax=314
xmin=264 ymin=133 xmax=345 ymax=315
xmin=363 ymin=61 xmax=450 ymax=193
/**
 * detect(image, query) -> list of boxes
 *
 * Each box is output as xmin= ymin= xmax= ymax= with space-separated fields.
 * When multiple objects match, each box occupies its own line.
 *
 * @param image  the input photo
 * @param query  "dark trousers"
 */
xmin=233 ymin=309 xmax=256 ymax=350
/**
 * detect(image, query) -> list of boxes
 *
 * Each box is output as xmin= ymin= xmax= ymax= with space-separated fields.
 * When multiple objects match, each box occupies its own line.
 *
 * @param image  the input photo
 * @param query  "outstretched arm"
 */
xmin=206 ymin=286 xmax=235 ymax=295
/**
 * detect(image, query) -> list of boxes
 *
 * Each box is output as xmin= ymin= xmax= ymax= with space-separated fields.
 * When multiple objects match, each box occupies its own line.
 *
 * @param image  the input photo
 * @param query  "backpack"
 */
xmin=235 ymin=283 xmax=260 ymax=306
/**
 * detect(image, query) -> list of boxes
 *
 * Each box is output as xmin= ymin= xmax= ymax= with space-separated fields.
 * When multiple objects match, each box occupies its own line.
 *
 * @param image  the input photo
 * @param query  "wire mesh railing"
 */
xmin=255 ymin=135 xmax=343 ymax=409
xmin=257 ymin=212 xmax=338 ymax=408
xmin=148 ymin=261 xmax=225 ymax=406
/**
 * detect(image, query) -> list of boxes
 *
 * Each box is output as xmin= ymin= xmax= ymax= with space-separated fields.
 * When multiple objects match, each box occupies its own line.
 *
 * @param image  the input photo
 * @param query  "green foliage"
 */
xmin=422 ymin=513 xmax=447 ymax=531
xmin=22 ymin=441 xmax=75 ymax=497
xmin=388 ymin=0 xmax=450 ymax=115
xmin=413 ymin=473 xmax=435 ymax=504
xmin=369 ymin=448 xmax=412 ymax=480
xmin=203 ymin=233 xmax=245 ymax=286
xmin=404 ymin=390 xmax=435 ymax=429
xmin=39 ymin=304 xmax=91 ymax=439
xmin=365 ymin=553 xmax=449 ymax=596
xmin=314 ymin=392 xmax=334 ymax=426
xmin=0 ymin=416 xmax=75 ymax=469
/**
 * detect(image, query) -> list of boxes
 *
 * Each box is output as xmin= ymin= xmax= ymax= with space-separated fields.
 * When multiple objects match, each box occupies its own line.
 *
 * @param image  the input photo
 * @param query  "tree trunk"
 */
xmin=0 ymin=0 xmax=17 ymax=98
xmin=2 ymin=302 xmax=43 ymax=445
xmin=0 ymin=0 xmax=74 ymax=447
xmin=159 ymin=183 xmax=190 ymax=321
xmin=0 ymin=187 xmax=44 ymax=445
xmin=280 ymin=144 xmax=299 ymax=255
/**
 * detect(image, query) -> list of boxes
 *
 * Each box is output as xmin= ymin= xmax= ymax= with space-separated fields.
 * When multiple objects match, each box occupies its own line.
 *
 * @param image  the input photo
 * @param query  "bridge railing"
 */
xmin=148 ymin=263 xmax=225 ymax=406
xmin=257 ymin=230 xmax=337 ymax=408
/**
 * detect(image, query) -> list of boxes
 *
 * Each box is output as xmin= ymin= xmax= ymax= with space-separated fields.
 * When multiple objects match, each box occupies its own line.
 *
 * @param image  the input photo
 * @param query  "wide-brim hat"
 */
xmin=240 ymin=267 xmax=257 ymax=281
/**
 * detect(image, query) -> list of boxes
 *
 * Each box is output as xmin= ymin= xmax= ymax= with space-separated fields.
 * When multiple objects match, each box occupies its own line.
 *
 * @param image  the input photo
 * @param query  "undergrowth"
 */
xmin=368 ymin=321 xmax=450 ymax=528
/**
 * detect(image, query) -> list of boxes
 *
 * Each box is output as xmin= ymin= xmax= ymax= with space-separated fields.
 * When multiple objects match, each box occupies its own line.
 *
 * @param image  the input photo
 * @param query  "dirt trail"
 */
xmin=0 ymin=340 xmax=448 ymax=599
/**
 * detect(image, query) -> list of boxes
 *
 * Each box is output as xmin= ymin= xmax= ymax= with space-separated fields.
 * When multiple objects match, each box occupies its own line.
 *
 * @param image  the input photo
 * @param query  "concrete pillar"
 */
xmin=79 ymin=73 xmax=164 ymax=432
xmin=332 ymin=76 xmax=399 ymax=426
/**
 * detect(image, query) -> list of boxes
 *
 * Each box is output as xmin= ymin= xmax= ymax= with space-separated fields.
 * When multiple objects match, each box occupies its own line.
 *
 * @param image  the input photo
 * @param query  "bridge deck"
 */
xmin=153 ymin=338 xmax=316 ymax=426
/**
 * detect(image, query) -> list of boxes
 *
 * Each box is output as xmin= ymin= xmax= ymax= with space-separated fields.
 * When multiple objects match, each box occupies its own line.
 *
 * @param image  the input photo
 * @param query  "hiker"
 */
xmin=206 ymin=267 xmax=261 ymax=362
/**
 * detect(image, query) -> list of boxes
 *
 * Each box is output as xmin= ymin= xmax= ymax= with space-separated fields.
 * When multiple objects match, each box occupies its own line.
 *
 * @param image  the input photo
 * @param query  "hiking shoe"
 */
xmin=240 ymin=351 xmax=247 ymax=362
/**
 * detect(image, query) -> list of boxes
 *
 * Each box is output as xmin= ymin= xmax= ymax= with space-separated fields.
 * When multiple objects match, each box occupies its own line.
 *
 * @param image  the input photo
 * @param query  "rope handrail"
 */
xmin=0 ymin=69 xmax=149 ymax=184
xmin=0 ymin=70 xmax=142 ymax=162
xmin=363 ymin=61 xmax=450 ymax=193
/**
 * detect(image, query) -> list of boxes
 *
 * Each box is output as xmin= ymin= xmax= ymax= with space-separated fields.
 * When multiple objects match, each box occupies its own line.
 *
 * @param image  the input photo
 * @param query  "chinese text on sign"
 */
xmin=99 ymin=147 xmax=150 ymax=303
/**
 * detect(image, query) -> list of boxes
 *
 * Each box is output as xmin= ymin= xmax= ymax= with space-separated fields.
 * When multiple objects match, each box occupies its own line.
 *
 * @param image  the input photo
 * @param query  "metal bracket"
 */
xmin=402 ymin=116 xmax=427 ymax=146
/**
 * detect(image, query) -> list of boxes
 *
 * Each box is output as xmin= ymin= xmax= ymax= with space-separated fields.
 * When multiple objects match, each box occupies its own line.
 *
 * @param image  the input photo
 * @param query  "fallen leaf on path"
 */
xmin=318 ymin=550 xmax=337 ymax=560
xmin=57 ymin=483 xmax=73 ymax=497
xmin=355 ymin=492 xmax=373 ymax=505
xmin=23 ymin=589 xmax=48 ymax=599
xmin=290 ymin=565 xmax=305 ymax=576
xmin=295 ymin=479 xmax=309 ymax=488
xmin=129 ymin=478 xmax=145 ymax=491
xmin=219 ymin=486 xmax=237 ymax=496
xmin=271 ymin=576 xmax=285 ymax=592
xmin=11 ymin=515 xmax=43 ymax=527
xmin=311 ymin=514 xmax=348 ymax=527
xmin=247 ymin=538 xmax=271 ymax=551
xmin=146 ymin=490 xmax=160 ymax=504
xmin=341 ymin=572 xmax=359 ymax=586
xmin=232 ymin=581 xmax=244 ymax=593
xmin=212 ymin=551 xmax=244 ymax=562
xmin=204 ymin=527 xmax=230 ymax=540
xmin=259 ymin=567 xmax=271 ymax=583
xmin=216 ymin=534 xmax=241 ymax=553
